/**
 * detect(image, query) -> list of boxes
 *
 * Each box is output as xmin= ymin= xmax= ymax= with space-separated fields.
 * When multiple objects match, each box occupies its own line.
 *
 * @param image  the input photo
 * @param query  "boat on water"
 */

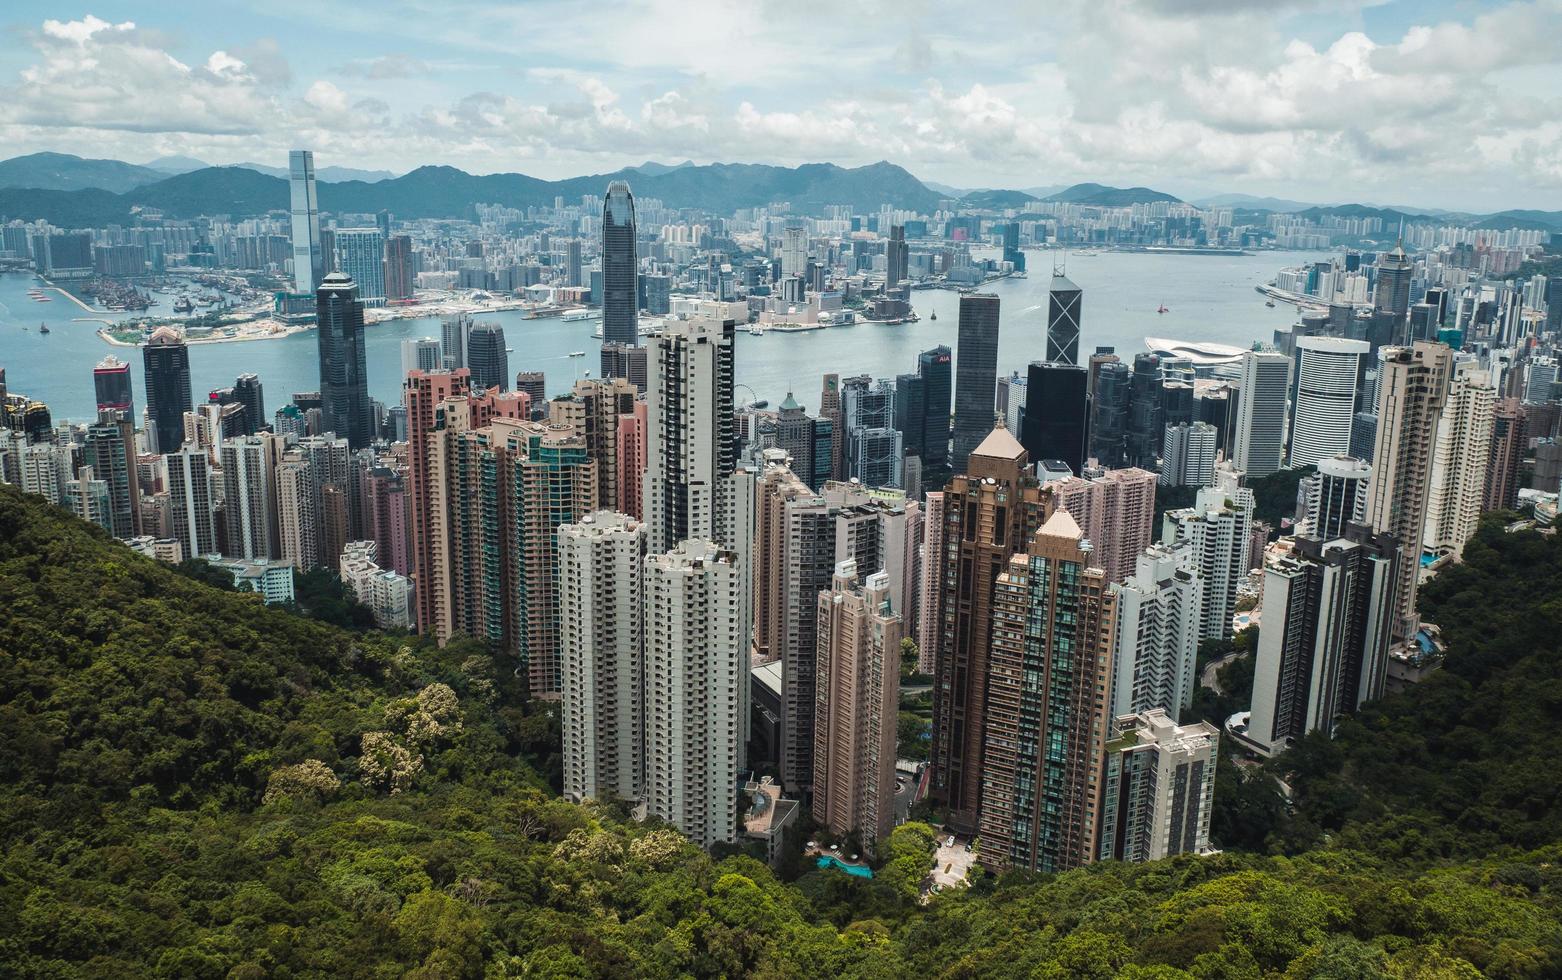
xmin=929 ymin=310 xmax=937 ymax=320
xmin=568 ymin=351 xmax=586 ymax=358
xmin=1265 ymin=300 xmax=1276 ymax=308
xmin=749 ymin=325 xmax=765 ymax=336
xmin=561 ymin=308 xmax=597 ymax=321
xmin=38 ymin=322 xmax=49 ymax=334
xmin=1157 ymin=303 xmax=1169 ymax=314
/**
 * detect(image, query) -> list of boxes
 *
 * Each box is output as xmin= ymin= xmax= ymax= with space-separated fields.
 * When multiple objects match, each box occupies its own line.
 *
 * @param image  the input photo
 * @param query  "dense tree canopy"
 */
xmin=0 ymin=487 xmax=1559 ymax=977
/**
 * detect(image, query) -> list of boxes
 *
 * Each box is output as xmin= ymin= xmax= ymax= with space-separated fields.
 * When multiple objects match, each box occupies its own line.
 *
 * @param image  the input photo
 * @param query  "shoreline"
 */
xmin=47 ymin=285 xmax=98 ymax=313
xmin=88 ymin=295 xmax=548 ymax=348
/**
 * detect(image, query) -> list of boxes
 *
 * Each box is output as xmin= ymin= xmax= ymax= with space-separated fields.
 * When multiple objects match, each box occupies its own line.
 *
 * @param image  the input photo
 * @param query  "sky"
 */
xmin=0 ymin=1 xmax=1558 ymax=212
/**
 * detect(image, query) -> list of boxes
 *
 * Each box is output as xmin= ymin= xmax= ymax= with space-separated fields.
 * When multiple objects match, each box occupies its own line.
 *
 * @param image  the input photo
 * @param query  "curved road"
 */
xmin=1201 ymin=652 xmax=1242 ymax=695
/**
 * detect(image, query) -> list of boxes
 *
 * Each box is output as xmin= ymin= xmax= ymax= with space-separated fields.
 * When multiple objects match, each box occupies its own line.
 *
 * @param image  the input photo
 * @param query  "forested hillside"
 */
xmin=0 ymin=486 xmax=1558 ymax=977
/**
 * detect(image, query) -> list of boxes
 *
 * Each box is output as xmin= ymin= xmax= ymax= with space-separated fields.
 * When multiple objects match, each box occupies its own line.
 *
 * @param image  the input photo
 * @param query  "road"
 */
xmin=1202 ymin=652 xmax=1241 ymax=695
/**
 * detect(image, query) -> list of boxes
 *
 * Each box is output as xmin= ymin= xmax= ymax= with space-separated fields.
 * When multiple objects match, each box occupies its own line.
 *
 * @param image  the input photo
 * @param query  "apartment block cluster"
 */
xmin=5 ymin=150 xmax=1562 ymax=875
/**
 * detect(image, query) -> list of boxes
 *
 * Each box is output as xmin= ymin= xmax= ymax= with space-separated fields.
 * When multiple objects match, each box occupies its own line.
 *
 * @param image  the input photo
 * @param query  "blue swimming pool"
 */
xmin=817 ymin=854 xmax=873 ymax=878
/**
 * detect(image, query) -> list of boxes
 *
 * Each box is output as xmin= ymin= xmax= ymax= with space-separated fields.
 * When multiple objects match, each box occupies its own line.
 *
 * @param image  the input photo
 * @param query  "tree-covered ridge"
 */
xmin=0 ymin=486 xmax=1559 ymax=977
xmin=1278 ymin=516 xmax=1562 ymax=860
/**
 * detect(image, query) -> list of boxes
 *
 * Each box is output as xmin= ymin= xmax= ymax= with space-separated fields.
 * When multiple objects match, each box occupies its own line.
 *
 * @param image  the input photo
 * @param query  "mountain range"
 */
xmin=0 ymin=151 xmax=1558 ymax=232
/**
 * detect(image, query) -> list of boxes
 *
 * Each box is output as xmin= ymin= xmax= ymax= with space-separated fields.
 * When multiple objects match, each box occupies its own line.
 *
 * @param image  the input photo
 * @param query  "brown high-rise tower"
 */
xmin=928 ymin=417 xmax=1054 ymax=832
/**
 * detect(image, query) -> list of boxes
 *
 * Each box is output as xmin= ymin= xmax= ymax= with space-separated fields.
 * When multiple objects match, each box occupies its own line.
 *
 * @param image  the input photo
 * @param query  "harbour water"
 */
xmin=0 ymin=249 xmax=1330 ymax=423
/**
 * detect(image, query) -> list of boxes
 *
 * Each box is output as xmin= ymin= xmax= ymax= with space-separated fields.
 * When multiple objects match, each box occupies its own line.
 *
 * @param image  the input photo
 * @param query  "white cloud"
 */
xmin=40 ymin=15 xmax=134 ymax=45
xmin=1 ymin=2 xmax=1561 ymax=209
xmin=303 ymin=80 xmax=350 ymax=115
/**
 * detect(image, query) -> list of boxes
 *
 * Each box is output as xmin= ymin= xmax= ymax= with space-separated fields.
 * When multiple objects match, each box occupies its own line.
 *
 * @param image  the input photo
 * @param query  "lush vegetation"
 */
xmin=1 ymin=487 xmax=1560 ymax=976
xmin=1246 ymin=464 xmax=1313 ymax=531
xmin=1272 ymin=516 xmax=1562 ymax=860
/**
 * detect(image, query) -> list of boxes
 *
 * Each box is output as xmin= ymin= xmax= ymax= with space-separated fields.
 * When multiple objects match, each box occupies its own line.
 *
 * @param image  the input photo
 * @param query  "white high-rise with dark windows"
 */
xmin=643 ymin=538 xmax=745 ymax=849
xmin=559 ymin=511 xmax=647 ymax=804
xmin=1233 ymin=349 xmax=1290 ymax=478
xmin=1289 ymin=337 xmax=1368 ymax=468
xmin=288 ymin=150 xmax=323 ymax=296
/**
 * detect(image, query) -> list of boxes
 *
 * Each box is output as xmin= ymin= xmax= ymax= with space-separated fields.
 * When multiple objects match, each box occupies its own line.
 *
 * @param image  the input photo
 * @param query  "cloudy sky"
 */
xmin=1 ymin=1 xmax=1558 ymax=211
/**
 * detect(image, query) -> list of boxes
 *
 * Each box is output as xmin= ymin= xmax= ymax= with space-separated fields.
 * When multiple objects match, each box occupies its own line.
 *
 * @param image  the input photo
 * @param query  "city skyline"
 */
xmin=0 ymin=3 xmax=1557 ymax=212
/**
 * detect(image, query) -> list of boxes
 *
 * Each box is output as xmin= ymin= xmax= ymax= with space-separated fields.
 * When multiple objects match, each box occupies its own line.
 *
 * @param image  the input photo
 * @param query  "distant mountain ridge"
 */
xmin=0 ymin=152 xmax=167 ymax=194
xmin=144 ymin=156 xmax=396 ymax=183
xmin=1044 ymin=182 xmax=1181 ymax=206
xmin=0 ymin=152 xmax=1555 ymax=231
xmin=0 ymin=159 xmax=946 ymax=225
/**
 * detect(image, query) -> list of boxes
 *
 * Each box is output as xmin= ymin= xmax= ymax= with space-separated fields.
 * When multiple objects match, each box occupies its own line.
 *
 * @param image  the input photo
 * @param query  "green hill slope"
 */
xmin=0 ymin=486 xmax=1558 ymax=977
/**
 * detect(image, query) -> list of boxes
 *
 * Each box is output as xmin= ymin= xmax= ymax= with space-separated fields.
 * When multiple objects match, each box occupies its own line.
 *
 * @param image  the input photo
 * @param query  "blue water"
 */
xmin=0 ymin=248 xmax=1331 ymax=424
xmin=817 ymin=854 xmax=873 ymax=878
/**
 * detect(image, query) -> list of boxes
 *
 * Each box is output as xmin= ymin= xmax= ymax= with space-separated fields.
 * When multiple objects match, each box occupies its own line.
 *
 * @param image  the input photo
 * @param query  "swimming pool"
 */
xmin=817 ymin=854 xmax=873 ymax=878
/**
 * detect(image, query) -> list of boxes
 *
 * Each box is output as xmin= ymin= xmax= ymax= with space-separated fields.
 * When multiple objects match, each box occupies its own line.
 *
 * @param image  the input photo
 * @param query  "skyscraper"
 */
xmin=951 ymin=293 xmax=1000 ymax=472
xmin=1164 ymin=467 xmax=1255 ymax=640
xmin=916 ymin=346 xmax=952 ymax=481
xmin=220 ymin=434 xmax=281 ymax=560
xmin=515 ymin=371 xmax=546 ymax=415
xmin=441 ymin=315 xmax=468 ymax=371
xmin=233 ymin=374 xmax=265 ymax=437
xmin=1373 ymin=242 xmax=1413 ymax=341
xmin=288 ymin=150 xmax=323 ymax=296
xmin=843 ymin=378 xmax=901 ymax=488
xmin=644 ymin=538 xmax=745 ymax=849
xmin=1044 ymin=467 xmax=1158 ymax=586
xmin=559 ymin=512 xmax=647 ymax=803
xmin=143 ymin=327 xmax=191 ymax=455
xmin=1244 ymin=526 xmax=1399 ymax=757
xmin=781 ymin=219 xmax=808 ymax=280
xmin=751 ymin=460 xmax=832 ymax=790
xmin=93 ymin=355 xmax=133 ymax=416
xmin=405 ymin=368 xmax=472 ymax=634
xmin=1047 ymin=273 xmax=1082 ymax=366
xmin=548 ymin=377 xmax=637 ymax=513
xmin=1233 ymin=349 xmax=1291 ymax=478
xmin=1483 ymin=398 xmax=1527 ymax=513
xmin=83 ymin=409 xmax=141 ymax=539
xmin=599 ymin=343 xmax=649 ymax=393
xmin=601 ymin=181 xmax=639 ymax=347
xmin=1299 ymin=455 xmax=1371 ymax=539
xmin=930 ymin=419 xmax=1053 ymax=831
xmin=772 ymin=393 xmax=833 ymax=492
xmin=1090 ymin=359 xmax=1133 ymax=467
xmin=616 ymin=400 xmax=647 ymax=519
xmin=885 ymin=224 xmax=908 ymax=288
xmin=565 ymin=238 xmax=582 ymax=287
xmin=1020 ymin=361 xmax=1089 ymax=473
xmin=1289 ymin=337 xmax=1369 ymax=468
xmin=315 ymin=273 xmax=373 ymax=449
xmin=643 ymin=317 xmax=739 ymax=555
xmin=1125 ymin=353 xmax=1165 ymax=469
xmin=276 ymin=454 xmax=318 ymax=572
xmin=1110 ymin=544 xmax=1202 ymax=722
xmin=166 ymin=446 xmax=217 ymax=559
xmin=979 ymin=511 xmax=1118 ymax=874
xmin=1098 ymin=711 xmax=1218 ymax=863
xmin=820 ymin=373 xmax=845 ymax=481
xmin=1160 ymin=422 xmax=1217 ymax=488
xmin=333 ymin=229 xmax=386 ymax=306
xmin=384 ymin=234 xmax=414 ymax=301
xmin=1366 ymin=342 xmax=1452 ymax=637
xmin=813 ymin=560 xmax=901 ymax=848
xmin=1424 ymin=362 xmax=1493 ymax=557
xmin=466 ymin=322 xmax=509 ymax=391
xmin=402 ymin=338 xmax=443 ymax=378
